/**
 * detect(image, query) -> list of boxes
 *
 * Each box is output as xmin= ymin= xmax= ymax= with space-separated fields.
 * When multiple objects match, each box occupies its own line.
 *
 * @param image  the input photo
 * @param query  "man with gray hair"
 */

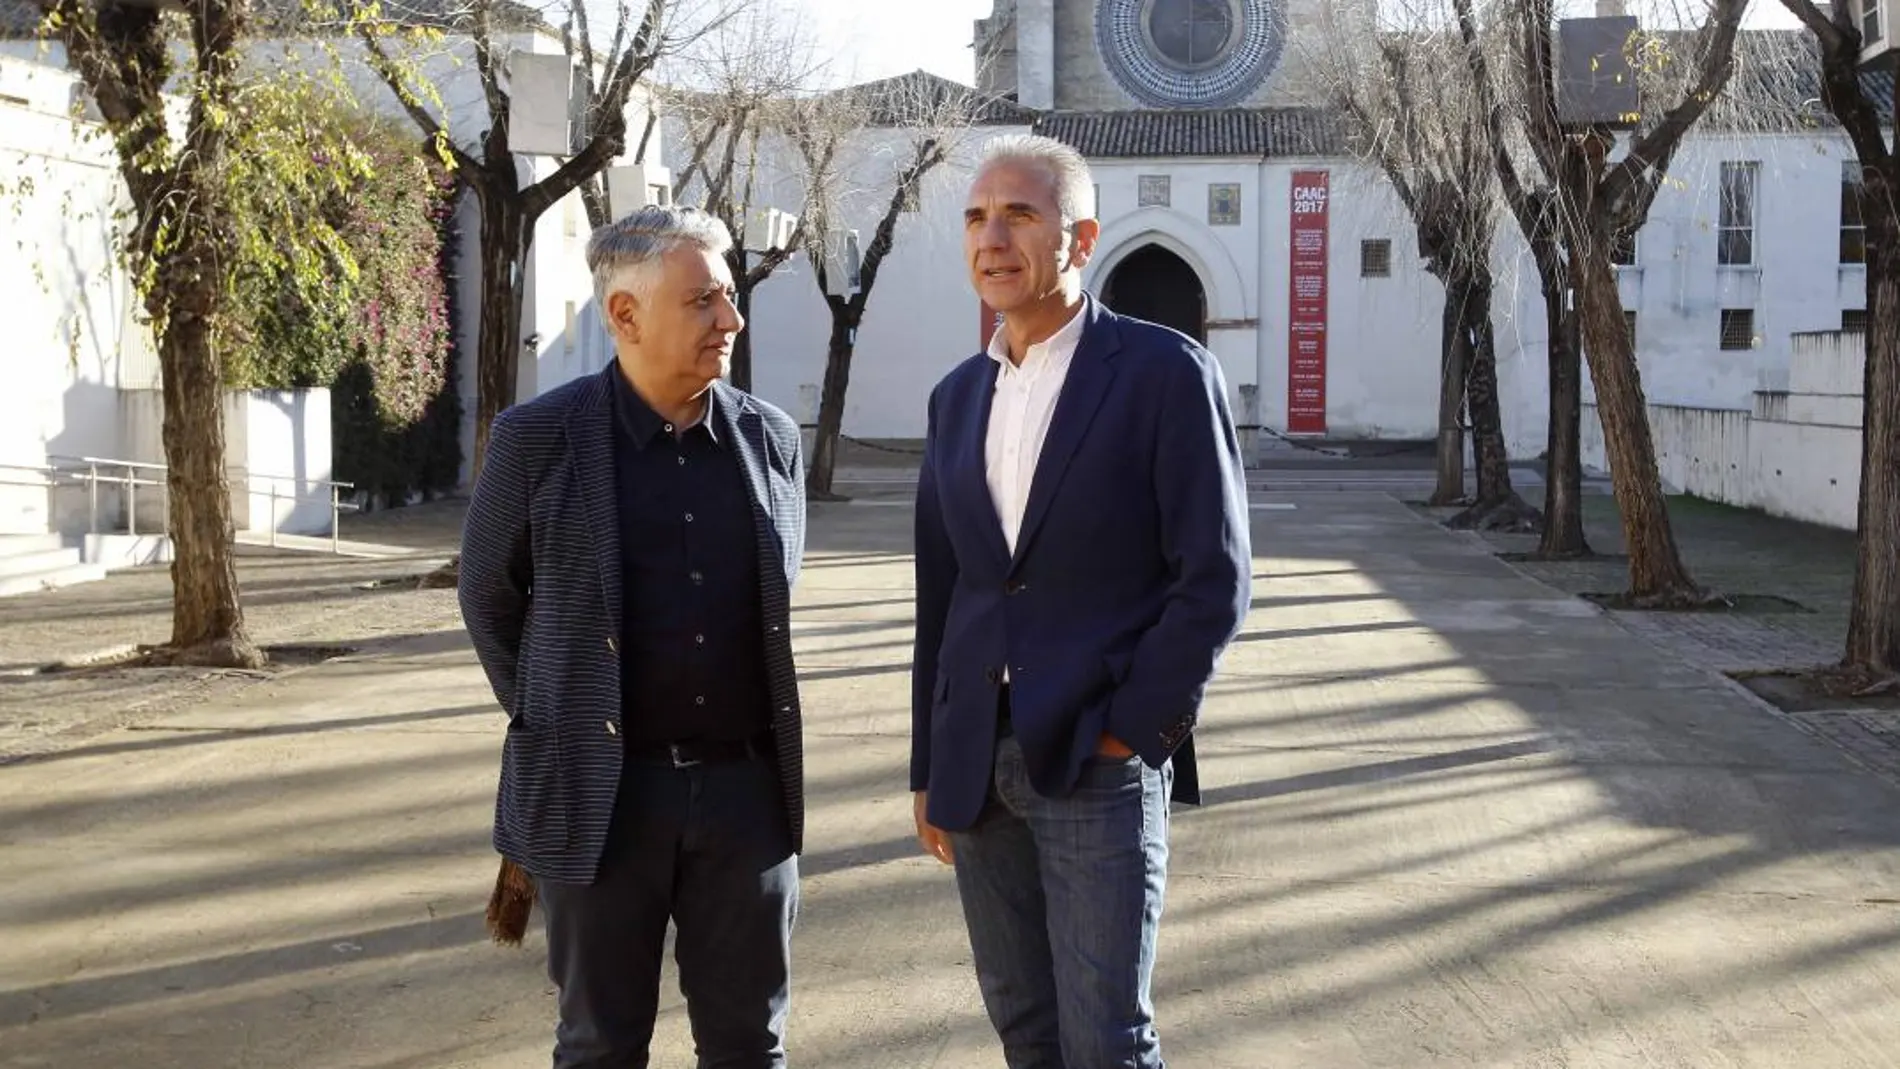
xmin=460 ymin=204 xmax=809 ymax=1068
xmin=910 ymin=134 xmax=1251 ymax=1066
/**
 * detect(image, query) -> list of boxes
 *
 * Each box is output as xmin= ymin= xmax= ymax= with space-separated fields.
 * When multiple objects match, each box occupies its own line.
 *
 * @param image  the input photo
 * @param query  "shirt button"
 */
xmin=684 ymin=512 xmax=694 ymax=523
xmin=695 ymin=634 xmax=705 ymax=645
xmin=690 ymin=570 xmax=704 ymax=584
xmin=695 ymin=696 xmax=706 ymax=706
xmin=607 ymin=636 xmax=618 ymax=653
xmin=663 ymin=422 xmax=674 ymax=433
xmin=605 ymin=720 xmax=618 ymax=736
xmin=677 ymin=456 xmax=686 ymax=466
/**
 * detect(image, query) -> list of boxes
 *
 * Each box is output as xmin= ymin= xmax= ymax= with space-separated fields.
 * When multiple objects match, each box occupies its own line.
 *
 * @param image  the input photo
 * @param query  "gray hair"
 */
xmin=975 ymin=133 xmax=1096 ymax=225
xmin=586 ymin=203 xmax=733 ymax=309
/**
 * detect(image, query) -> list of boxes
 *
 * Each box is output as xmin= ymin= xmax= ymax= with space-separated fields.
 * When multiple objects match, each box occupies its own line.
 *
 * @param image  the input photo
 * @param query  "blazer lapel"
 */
xmin=1010 ymin=298 xmax=1120 ymax=568
xmin=572 ymin=365 xmax=623 ymax=640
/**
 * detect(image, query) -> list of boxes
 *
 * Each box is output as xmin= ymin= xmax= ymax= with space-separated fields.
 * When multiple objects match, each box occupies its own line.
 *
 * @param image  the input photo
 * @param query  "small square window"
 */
xmin=1624 ymin=310 xmax=1637 ymax=349
xmin=1138 ymin=175 xmax=1171 ymax=208
xmin=1720 ymin=309 xmax=1755 ymax=351
xmin=1844 ymin=308 xmax=1869 ymax=333
xmin=1360 ymin=239 xmax=1391 ymax=278
xmin=1208 ymin=183 xmax=1242 ymax=226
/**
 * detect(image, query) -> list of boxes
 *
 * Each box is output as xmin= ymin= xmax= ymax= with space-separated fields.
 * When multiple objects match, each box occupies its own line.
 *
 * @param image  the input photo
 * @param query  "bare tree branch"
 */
xmin=354 ymin=25 xmax=485 ymax=176
xmin=1605 ymin=0 xmax=1750 ymax=215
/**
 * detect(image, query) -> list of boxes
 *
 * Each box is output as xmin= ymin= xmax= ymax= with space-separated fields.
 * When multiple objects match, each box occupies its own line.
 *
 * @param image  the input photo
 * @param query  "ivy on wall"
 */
xmin=222 ymin=89 xmax=462 ymax=510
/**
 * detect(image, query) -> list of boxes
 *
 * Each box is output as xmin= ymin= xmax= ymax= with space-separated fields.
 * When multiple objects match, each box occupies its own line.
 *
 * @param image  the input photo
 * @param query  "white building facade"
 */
xmin=712 ymin=2 xmax=1880 ymax=465
xmin=0 ymin=11 xmax=662 ymax=531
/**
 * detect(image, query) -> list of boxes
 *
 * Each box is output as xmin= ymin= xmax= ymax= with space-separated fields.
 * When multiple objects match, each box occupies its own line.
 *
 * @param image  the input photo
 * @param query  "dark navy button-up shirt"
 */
xmin=610 ymin=369 xmax=771 ymax=745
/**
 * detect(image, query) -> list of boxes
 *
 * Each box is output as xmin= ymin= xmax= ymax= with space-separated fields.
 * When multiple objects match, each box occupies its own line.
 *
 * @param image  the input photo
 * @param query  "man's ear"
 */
xmin=605 ymin=290 xmax=641 ymax=344
xmin=1069 ymin=218 xmax=1102 ymax=270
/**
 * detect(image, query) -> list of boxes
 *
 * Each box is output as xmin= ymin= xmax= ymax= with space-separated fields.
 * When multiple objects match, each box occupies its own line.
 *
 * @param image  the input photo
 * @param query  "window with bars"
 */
xmin=1361 ymin=239 xmax=1392 ymax=277
xmin=1844 ymin=308 xmax=1869 ymax=333
xmin=1842 ymin=160 xmax=1867 ymax=265
xmin=1718 ymin=161 xmax=1759 ymax=265
xmin=1624 ymin=310 xmax=1637 ymax=349
xmin=1611 ymin=230 xmax=1637 ymax=266
xmin=1866 ymin=0 xmax=1885 ymax=44
xmin=1720 ymin=308 xmax=1755 ymax=350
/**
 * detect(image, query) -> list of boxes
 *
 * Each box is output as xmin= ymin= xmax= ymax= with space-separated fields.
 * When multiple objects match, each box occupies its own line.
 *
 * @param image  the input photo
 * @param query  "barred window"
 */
xmin=1360 ymin=239 xmax=1391 ymax=278
xmin=1720 ymin=308 xmax=1755 ymax=351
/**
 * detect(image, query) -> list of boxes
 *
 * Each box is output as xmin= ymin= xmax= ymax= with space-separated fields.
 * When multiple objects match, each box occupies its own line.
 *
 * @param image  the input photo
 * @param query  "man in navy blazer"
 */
xmin=460 ymin=205 xmax=807 ymax=1068
xmin=910 ymin=134 xmax=1252 ymax=1067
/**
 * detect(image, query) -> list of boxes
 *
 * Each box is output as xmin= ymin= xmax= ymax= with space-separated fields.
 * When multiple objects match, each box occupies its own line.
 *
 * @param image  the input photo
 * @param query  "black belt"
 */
xmin=627 ymin=735 xmax=766 ymax=768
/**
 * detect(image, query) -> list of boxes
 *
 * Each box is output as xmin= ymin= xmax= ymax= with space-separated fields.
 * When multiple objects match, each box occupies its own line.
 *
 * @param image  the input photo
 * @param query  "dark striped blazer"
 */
xmin=459 ymin=364 xmax=807 ymax=884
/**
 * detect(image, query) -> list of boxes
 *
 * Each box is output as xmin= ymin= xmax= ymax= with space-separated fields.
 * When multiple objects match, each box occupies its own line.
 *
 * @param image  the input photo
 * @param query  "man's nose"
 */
xmin=720 ymin=295 xmax=745 ymax=334
xmin=977 ymin=215 xmax=1009 ymax=249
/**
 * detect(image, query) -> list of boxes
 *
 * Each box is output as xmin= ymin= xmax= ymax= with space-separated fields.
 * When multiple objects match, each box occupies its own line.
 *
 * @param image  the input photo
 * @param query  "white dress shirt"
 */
xmin=985 ymin=303 xmax=1086 ymax=557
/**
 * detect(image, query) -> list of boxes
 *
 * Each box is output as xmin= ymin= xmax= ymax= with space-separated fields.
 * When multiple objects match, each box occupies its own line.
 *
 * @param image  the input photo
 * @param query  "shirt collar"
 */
xmin=986 ymin=300 xmax=1086 ymax=374
xmin=610 ymin=365 xmax=719 ymax=449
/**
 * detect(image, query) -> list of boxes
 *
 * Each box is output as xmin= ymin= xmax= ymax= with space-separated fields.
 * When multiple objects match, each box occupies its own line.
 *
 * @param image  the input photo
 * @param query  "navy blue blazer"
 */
xmin=459 ymin=365 xmax=807 ymax=884
xmin=910 ymin=293 xmax=1253 ymax=832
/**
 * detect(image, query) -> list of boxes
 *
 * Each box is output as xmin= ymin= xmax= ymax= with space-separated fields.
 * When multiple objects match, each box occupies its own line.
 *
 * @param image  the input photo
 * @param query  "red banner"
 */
xmin=1287 ymin=170 xmax=1329 ymax=435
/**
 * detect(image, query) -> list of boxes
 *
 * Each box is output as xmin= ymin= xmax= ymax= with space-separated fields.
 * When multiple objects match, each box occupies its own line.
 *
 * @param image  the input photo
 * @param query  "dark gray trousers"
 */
xmin=536 ymin=753 xmax=798 ymax=1068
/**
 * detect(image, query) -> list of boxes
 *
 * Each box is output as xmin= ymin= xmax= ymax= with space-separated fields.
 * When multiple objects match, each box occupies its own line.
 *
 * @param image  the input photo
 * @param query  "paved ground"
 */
xmin=1434 ymin=491 xmax=1858 ymax=674
xmin=3 ymin=487 xmax=1899 ymax=1067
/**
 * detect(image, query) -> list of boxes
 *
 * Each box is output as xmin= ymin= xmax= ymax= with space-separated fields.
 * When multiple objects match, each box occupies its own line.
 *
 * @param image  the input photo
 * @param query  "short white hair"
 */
xmin=586 ymin=204 xmax=733 ymax=308
xmin=975 ymin=133 xmax=1096 ymax=224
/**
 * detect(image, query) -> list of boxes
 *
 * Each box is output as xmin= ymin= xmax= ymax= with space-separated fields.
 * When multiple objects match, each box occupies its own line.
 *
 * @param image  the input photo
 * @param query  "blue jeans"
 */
xmin=536 ymin=753 xmax=798 ymax=1069
xmin=947 ymin=734 xmax=1173 ymax=1069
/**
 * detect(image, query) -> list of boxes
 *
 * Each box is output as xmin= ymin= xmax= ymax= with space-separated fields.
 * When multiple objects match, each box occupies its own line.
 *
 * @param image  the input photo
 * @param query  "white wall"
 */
xmin=0 ymin=56 xmax=151 ymax=534
xmin=714 ymin=115 xmax=1874 ymax=456
xmin=1580 ymin=332 xmax=1866 ymax=531
xmin=737 ymin=126 xmax=1020 ymax=439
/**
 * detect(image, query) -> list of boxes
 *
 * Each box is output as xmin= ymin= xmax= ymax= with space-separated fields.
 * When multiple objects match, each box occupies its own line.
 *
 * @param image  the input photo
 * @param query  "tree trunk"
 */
xmin=1536 ymin=252 xmax=1592 ymax=558
xmin=471 ymin=192 xmax=529 ymax=482
xmin=729 ymin=248 xmax=754 ymax=392
xmin=1572 ymin=229 xmax=1701 ymax=603
xmin=1447 ymin=270 xmax=1541 ymax=532
xmin=1431 ymin=282 xmax=1469 ymax=506
xmin=1464 ymin=271 xmax=1511 ymax=503
xmin=1845 ymin=210 xmax=1900 ymax=672
xmin=157 ymin=284 xmax=261 ymax=667
xmin=806 ymin=310 xmax=857 ymax=501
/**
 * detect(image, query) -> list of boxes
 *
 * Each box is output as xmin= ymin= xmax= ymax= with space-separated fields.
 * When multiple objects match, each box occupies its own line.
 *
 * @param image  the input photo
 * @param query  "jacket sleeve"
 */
xmin=1104 ymin=346 xmax=1253 ymax=766
xmin=910 ymin=383 xmax=957 ymax=792
xmin=458 ymin=409 xmax=535 ymax=718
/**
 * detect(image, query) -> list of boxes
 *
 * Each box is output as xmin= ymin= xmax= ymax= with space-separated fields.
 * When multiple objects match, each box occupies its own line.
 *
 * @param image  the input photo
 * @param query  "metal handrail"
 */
xmin=5 ymin=455 xmax=360 ymax=553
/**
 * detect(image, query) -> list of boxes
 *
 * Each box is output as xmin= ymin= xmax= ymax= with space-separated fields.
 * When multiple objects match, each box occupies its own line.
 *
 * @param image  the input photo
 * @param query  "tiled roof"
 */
xmin=1031 ymin=107 xmax=1343 ymax=159
xmin=0 ymin=0 xmax=41 ymax=37
xmin=830 ymin=69 xmax=1040 ymax=127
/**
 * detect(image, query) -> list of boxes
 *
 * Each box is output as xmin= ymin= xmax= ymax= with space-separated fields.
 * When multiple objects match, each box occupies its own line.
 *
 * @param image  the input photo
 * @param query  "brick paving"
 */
xmin=1416 ymin=488 xmax=1900 ymax=788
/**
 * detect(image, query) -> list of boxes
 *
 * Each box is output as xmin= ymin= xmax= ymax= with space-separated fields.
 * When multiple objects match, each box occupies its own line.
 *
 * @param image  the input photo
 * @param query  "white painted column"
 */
xmin=1015 ymin=0 xmax=1056 ymax=110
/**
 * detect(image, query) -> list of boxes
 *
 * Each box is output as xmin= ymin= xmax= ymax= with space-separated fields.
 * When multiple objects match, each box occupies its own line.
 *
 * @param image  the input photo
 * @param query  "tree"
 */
xmin=347 ymin=0 xmax=711 ymax=478
xmin=36 ymin=0 xmax=265 ymax=666
xmin=1450 ymin=0 xmax=1592 ymax=556
xmin=1321 ymin=0 xmax=1539 ymax=529
xmin=664 ymin=0 xmax=827 ymax=390
xmin=1509 ymin=0 xmax=1747 ymax=604
xmin=796 ymin=74 xmax=982 ymax=500
xmin=1777 ymin=0 xmax=1900 ymax=677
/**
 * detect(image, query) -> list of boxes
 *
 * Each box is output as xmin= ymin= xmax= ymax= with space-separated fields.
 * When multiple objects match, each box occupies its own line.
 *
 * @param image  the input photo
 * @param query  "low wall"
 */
xmin=1580 ymin=332 xmax=1865 ymax=531
xmin=120 ymin=388 xmax=336 ymax=536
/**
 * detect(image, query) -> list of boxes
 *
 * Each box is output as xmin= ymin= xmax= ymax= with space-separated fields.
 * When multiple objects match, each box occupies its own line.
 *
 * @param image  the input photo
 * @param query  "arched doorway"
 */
xmin=1099 ymin=244 xmax=1207 ymax=344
